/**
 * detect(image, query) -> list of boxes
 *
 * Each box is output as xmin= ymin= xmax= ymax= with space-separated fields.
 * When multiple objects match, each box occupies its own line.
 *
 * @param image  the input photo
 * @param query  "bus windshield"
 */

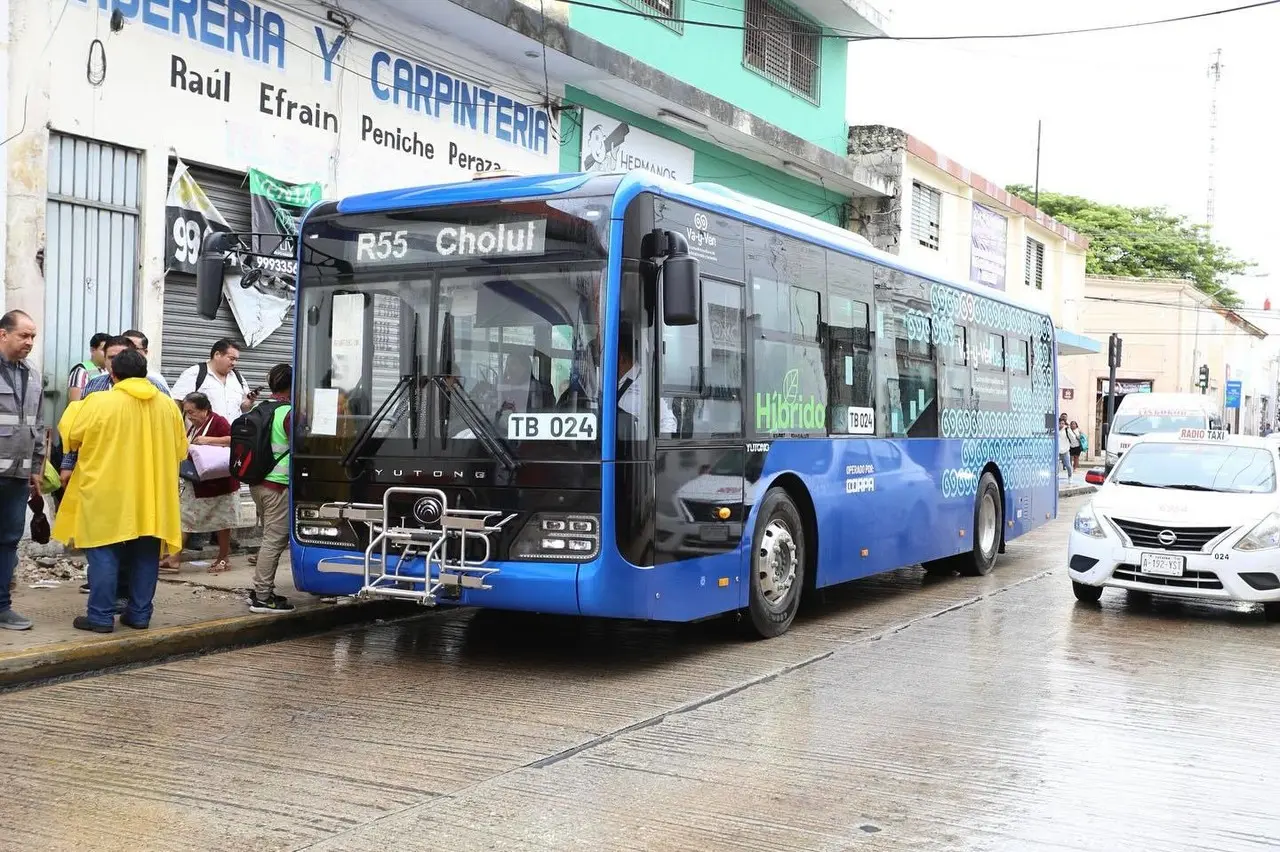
xmin=295 ymin=199 xmax=608 ymax=465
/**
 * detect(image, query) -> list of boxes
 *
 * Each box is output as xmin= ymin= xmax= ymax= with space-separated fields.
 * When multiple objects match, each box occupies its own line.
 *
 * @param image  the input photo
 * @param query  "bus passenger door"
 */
xmin=654 ymin=277 xmax=747 ymax=572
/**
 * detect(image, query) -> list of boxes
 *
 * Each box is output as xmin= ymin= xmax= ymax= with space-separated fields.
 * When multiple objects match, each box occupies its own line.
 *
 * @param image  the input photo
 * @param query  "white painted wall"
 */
xmin=899 ymin=155 xmax=1088 ymax=335
xmin=8 ymin=0 xmax=562 ymax=364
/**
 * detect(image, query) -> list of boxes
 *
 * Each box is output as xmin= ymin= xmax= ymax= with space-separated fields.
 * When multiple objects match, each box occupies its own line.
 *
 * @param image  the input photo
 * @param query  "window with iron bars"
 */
xmin=743 ymin=0 xmax=821 ymax=103
xmin=620 ymin=0 xmax=683 ymax=33
xmin=1024 ymin=237 xmax=1044 ymax=289
xmin=911 ymin=182 xmax=941 ymax=251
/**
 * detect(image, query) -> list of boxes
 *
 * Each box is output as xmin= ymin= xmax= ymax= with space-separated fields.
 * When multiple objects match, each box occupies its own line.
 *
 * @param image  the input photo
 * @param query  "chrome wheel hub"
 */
xmin=757 ymin=519 xmax=798 ymax=605
xmin=978 ymin=490 xmax=998 ymax=556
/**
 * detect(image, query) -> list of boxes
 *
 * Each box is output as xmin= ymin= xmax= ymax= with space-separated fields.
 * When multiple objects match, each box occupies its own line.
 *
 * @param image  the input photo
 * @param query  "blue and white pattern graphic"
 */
xmin=930 ymin=282 xmax=1056 ymax=498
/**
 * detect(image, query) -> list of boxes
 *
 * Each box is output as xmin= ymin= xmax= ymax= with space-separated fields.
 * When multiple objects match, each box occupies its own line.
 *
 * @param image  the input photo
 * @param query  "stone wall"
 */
xmin=847 ymin=125 xmax=906 ymax=255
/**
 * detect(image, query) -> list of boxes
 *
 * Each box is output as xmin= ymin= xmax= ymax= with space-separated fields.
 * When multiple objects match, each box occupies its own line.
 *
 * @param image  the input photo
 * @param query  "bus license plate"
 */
xmin=1139 ymin=553 xmax=1184 ymax=577
xmin=506 ymin=413 xmax=597 ymax=441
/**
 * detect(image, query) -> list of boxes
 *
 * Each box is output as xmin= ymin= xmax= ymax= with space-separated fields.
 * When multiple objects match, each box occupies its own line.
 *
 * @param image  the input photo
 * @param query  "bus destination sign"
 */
xmin=348 ymin=219 xmax=548 ymax=265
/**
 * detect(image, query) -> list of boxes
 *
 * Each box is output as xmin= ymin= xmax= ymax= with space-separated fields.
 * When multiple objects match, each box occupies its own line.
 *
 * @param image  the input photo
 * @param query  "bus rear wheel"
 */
xmin=957 ymin=472 xmax=1002 ymax=577
xmin=745 ymin=488 xmax=806 ymax=639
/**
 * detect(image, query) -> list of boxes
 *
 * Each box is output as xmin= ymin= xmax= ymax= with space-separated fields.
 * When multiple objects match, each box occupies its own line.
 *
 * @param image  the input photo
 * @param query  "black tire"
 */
xmin=745 ymin=487 xmax=806 ymax=639
xmin=1264 ymin=602 xmax=1280 ymax=623
xmin=922 ymin=559 xmax=954 ymax=577
xmin=957 ymin=472 xmax=1002 ymax=577
xmin=1073 ymin=581 xmax=1104 ymax=603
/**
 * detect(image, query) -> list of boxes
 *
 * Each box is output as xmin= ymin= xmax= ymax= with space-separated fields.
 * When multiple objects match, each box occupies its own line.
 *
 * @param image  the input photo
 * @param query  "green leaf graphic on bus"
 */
xmin=757 ymin=367 xmax=824 ymax=432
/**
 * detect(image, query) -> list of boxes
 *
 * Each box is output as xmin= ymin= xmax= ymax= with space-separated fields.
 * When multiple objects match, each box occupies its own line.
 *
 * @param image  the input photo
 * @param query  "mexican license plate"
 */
xmin=1140 ymin=552 xmax=1185 ymax=577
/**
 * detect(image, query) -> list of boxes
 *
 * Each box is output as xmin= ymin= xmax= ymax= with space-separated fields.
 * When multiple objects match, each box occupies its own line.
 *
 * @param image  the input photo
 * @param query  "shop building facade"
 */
xmin=7 ymin=0 xmax=889 ymax=418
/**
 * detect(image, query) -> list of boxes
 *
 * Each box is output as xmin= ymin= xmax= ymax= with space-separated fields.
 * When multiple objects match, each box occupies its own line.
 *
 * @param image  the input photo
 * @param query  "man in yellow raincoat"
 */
xmin=54 ymin=349 xmax=187 ymax=632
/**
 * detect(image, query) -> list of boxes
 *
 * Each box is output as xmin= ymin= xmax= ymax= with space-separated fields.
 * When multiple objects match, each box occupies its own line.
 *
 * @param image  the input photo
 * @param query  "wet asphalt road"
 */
xmin=5 ymin=496 xmax=1279 ymax=851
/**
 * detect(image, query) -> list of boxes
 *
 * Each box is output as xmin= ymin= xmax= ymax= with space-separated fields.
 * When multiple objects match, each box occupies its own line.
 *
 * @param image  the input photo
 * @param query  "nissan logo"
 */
xmin=1157 ymin=529 xmax=1178 ymax=546
xmin=413 ymin=496 xmax=443 ymax=525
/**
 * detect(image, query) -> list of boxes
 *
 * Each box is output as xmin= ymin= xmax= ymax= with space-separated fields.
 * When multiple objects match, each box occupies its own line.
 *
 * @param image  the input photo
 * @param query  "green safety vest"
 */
xmin=266 ymin=403 xmax=291 ymax=486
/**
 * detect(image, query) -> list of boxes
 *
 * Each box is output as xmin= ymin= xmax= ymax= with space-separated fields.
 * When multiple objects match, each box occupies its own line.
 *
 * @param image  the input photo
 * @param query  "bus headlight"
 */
xmin=513 ymin=513 xmax=600 ymax=561
xmin=295 ymin=505 xmax=357 ymax=547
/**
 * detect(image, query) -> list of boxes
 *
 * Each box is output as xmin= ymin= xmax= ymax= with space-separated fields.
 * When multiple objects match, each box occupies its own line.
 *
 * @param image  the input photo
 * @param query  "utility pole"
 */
xmin=1206 ymin=49 xmax=1223 ymax=228
xmin=1106 ymin=334 xmax=1122 ymax=453
xmin=1033 ymin=119 xmax=1042 ymax=209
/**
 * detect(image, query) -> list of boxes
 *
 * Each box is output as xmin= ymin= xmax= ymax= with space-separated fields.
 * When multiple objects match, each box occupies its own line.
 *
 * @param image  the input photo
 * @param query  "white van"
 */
xmin=1105 ymin=393 xmax=1223 ymax=469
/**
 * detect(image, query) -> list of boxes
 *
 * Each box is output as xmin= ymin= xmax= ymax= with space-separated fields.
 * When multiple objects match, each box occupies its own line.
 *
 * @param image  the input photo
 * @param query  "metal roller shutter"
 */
xmin=159 ymin=158 xmax=295 ymax=392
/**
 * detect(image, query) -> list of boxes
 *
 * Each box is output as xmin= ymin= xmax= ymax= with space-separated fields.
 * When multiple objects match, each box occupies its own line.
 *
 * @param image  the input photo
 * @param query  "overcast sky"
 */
xmin=844 ymin=0 xmax=1279 ymax=307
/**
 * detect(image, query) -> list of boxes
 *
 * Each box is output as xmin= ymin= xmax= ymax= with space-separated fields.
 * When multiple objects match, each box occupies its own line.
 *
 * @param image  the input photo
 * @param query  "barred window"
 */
xmin=1024 ymin=237 xmax=1044 ymax=289
xmin=744 ymin=0 xmax=821 ymax=103
xmin=911 ymin=182 xmax=941 ymax=251
xmin=620 ymin=0 xmax=683 ymax=32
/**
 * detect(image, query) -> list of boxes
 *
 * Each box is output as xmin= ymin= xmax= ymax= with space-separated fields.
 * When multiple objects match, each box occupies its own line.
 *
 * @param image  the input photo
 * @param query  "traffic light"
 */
xmin=1198 ymin=364 xmax=1210 ymax=391
xmin=1108 ymin=333 xmax=1123 ymax=368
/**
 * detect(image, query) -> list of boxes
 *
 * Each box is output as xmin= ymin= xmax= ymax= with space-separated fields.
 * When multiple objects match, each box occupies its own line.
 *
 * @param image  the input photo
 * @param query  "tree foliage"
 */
xmin=1006 ymin=185 xmax=1250 ymax=308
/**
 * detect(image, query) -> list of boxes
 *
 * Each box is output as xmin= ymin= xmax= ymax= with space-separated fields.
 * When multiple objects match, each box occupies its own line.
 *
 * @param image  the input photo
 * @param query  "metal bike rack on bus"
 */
xmin=316 ymin=487 xmax=516 ymax=606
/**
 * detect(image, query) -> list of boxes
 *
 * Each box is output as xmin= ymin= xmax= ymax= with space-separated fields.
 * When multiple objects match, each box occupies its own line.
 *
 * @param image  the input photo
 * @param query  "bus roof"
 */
xmin=330 ymin=169 xmax=1055 ymax=324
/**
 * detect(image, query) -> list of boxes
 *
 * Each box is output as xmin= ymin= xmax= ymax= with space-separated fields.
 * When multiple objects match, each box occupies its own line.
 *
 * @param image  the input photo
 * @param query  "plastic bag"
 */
xmin=40 ymin=459 xmax=60 ymax=495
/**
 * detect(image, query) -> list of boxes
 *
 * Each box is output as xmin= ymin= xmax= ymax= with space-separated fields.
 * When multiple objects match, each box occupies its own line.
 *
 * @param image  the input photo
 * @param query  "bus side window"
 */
xmin=875 ymin=271 xmax=939 ymax=439
xmin=826 ymin=251 xmax=876 ymax=436
xmin=660 ymin=278 xmax=745 ymax=439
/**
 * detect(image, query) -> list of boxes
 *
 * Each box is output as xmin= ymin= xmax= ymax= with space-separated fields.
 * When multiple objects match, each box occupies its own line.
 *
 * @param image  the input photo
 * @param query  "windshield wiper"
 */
xmin=1114 ymin=479 xmax=1155 ymax=488
xmin=341 ymin=374 xmax=414 ymax=473
xmin=1156 ymin=483 xmax=1216 ymax=492
xmin=429 ymin=375 xmax=518 ymax=473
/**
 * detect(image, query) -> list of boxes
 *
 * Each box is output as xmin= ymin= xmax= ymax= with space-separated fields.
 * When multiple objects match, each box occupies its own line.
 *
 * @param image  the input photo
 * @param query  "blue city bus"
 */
xmin=197 ymin=170 xmax=1059 ymax=638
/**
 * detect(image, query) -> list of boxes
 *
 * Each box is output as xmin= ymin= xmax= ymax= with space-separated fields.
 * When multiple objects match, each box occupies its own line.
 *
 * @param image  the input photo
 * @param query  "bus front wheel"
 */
xmin=745 ymin=487 xmax=806 ymax=639
xmin=958 ymin=473 xmax=1002 ymax=577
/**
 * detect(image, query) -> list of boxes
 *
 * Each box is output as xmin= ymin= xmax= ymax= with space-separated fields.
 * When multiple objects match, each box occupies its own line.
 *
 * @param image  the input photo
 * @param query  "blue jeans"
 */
xmin=84 ymin=537 xmax=161 ymax=627
xmin=0 ymin=476 xmax=29 ymax=613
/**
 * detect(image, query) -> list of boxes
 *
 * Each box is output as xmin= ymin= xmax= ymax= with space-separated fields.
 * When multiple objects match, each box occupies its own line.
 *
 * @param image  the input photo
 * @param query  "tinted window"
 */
xmin=661 ymin=278 xmax=745 ymax=438
xmin=826 ymin=251 xmax=875 ymax=435
xmin=875 ymin=269 xmax=938 ymax=438
xmin=747 ymin=229 xmax=828 ymax=437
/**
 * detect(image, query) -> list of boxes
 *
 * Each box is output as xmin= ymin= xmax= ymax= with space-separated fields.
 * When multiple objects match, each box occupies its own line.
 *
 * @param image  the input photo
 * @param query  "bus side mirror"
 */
xmin=662 ymin=254 xmax=700 ymax=326
xmin=195 ymin=231 xmax=237 ymax=320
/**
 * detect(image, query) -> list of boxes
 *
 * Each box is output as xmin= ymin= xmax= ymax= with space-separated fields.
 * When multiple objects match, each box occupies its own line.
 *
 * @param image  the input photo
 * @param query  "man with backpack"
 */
xmin=171 ymin=338 xmax=252 ymax=424
xmin=231 ymin=363 xmax=294 ymax=613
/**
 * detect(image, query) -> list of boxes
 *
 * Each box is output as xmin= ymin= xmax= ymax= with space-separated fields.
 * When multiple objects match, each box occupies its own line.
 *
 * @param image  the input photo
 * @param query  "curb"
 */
xmin=1059 ymin=485 xmax=1097 ymax=498
xmin=0 ymin=598 xmax=416 ymax=690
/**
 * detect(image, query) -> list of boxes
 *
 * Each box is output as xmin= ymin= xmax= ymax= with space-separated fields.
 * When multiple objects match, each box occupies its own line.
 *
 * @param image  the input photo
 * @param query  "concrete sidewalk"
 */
xmin=0 ymin=552 xmax=408 ymax=689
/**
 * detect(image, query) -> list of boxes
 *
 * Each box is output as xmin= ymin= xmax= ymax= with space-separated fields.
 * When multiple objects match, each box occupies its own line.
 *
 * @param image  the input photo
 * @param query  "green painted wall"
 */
xmin=567 ymin=0 xmax=848 ymax=156
xmin=560 ymin=89 xmax=845 ymax=224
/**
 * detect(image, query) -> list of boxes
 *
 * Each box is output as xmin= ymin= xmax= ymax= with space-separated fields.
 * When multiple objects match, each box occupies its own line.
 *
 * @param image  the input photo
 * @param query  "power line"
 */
xmin=555 ymin=0 xmax=1280 ymax=41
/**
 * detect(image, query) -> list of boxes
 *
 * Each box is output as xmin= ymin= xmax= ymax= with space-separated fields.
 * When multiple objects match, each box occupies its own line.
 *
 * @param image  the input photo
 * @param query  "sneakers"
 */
xmin=248 ymin=591 xmax=294 ymax=613
xmin=72 ymin=615 xmax=113 ymax=633
xmin=79 ymin=582 xmax=89 ymax=594
xmin=0 ymin=609 xmax=33 ymax=631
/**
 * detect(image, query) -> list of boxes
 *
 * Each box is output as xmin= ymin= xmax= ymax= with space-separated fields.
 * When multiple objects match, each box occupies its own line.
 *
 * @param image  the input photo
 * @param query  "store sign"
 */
xmin=970 ymin=204 xmax=1008 ymax=290
xmin=164 ymin=161 xmax=321 ymax=346
xmin=1100 ymin=379 xmax=1153 ymax=394
xmin=579 ymin=110 xmax=694 ymax=183
xmin=65 ymin=1 xmax=558 ymax=193
xmin=1062 ymin=388 xmax=1074 ymax=400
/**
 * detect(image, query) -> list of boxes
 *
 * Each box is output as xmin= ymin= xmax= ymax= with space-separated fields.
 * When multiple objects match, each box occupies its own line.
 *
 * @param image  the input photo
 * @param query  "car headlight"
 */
xmin=1235 ymin=512 xmax=1280 ymax=551
xmin=1073 ymin=503 xmax=1107 ymax=539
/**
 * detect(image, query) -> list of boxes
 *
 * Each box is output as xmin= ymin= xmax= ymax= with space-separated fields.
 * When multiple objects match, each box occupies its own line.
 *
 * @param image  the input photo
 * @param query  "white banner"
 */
xmin=580 ymin=109 xmax=694 ymax=183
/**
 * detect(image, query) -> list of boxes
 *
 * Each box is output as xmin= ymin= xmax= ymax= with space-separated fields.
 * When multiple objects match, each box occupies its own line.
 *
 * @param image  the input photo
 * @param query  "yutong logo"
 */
xmin=413 ymin=496 xmax=443 ymax=525
xmin=374 ymin=468 xmax=487 ymax=481
xmin=436 ymin=220 xmax=546 ymax=258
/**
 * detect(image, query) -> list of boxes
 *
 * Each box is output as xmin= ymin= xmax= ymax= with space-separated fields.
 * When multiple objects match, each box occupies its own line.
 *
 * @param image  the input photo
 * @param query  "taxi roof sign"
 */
xmin=1179 ymin=427 xmax=1228 ymax=441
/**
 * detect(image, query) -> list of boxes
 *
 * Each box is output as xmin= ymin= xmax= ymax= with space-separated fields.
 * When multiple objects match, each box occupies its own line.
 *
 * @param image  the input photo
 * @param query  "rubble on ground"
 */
xmin=17 ymin=556 xmax=86 ymax=585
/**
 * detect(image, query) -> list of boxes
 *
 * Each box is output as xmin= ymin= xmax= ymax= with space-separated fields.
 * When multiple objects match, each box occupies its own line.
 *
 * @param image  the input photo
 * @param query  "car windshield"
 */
xmin=1112 ymin=413 xmax=1206 ymax=436
xmin=1111 ymin=443 xmax=1277 ymax=493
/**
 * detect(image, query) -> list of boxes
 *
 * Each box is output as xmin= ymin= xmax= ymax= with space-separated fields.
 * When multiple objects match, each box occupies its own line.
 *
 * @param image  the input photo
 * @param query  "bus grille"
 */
xmin=1110 ymin=518 xmax=1231 ymax=553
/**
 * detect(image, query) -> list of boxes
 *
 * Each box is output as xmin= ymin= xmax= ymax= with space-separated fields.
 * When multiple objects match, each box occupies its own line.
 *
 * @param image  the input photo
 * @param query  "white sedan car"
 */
xmin=1068 ymin=429 xmax=1280 ymax=621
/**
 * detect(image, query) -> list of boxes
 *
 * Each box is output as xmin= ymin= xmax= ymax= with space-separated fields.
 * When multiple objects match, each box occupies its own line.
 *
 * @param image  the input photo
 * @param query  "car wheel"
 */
xmin=745 ymin=487 xmax=805 ymax=639
xmin=1073 ymin=581 xmax=1104 ymax=603
xmin=957 ymin=473 xmax=1002 ymax=577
